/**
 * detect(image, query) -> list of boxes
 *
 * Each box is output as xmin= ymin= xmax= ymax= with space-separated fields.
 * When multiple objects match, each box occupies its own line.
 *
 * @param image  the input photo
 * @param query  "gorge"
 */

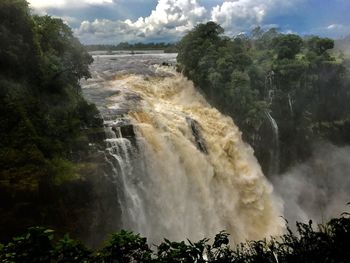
xmin=2 ymin=1 xmax=350 ymax=260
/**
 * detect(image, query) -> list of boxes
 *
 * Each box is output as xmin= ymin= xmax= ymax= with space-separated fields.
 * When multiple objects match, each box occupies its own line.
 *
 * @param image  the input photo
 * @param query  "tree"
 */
xmin=96 ymin=230 xmax=152 ymax=262
xmin=0 ymin=0 xmax=40 ymax=79
xmin=307 ymin=36 xmax=334 ymax=55
xmin=2 ymin=215 xmax=350 ymax=262
xmin=177 ymin=21 xmax=350 ymax=175
xmin=177 ymin=21 xmax=224 ymax=84
xmin=33 ymin=15 xmax=93 ymax=91
xmin=0 ymin=0 xmax=98 ymax=242
xmin=272 ymin=34 xmax=303 ymax=60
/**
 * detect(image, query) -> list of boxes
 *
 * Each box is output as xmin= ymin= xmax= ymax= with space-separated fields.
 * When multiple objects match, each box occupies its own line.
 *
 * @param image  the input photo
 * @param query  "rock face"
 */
xmin=80 ymin=113 xmax=140 ymax=247
xmin=0 ymin=112 xmax=124 ymax=248
xmin=85 ymin=127 xmax=106 ymax=145
xmin=113 ymin=124 xmax=135 ymax=139
xmin=186 ymin=117 xmax=208 ymax=154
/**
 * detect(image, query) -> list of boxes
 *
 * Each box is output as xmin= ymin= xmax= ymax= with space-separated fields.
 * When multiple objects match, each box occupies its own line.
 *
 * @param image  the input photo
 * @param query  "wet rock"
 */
xmin=85 ymin=128 xmax=106 ymax=145
xmin=124 ymin=93 xmax=142 ymax=102
xmin=186 ymin=117 xmax=208 ymax=154
xmin=120 ymin=124 xmax=135 ymax=138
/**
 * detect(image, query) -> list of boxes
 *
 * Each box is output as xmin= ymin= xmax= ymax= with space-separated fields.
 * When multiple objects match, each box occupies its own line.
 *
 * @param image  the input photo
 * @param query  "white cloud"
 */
xmin=327 ymin=24 xmax=344 ymax=30
xmin=211 ymin=0 xmax=266 ymax=31
xmin=75 ymin=0 xmax=207 ymax=43
xmin=28 ymin=0 xmax=66 ymax=9
xmin=125 ymin=0 xmax=206 ymax=35
xmin=323 ymin=24 xmax=350 ymax=38
xmin=40 ymin=0 xmax=305 ymax=43
xmin=211 ymin=0 xmax=302 ymax=35
xmin=27 ymin=0 xmax=114 ymax=9
xmin=57 ymin=16 xmax=80 ymax=25
xmin=306 ymin=23 xmax=350 ymax=39
xmin=86 ymin=0 xmax=113 ymax=4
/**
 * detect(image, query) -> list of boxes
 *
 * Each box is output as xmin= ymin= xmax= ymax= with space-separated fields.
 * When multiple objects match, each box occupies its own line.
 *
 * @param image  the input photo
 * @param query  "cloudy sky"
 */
xmin=27 ymin=0 xmax=350 ymax=44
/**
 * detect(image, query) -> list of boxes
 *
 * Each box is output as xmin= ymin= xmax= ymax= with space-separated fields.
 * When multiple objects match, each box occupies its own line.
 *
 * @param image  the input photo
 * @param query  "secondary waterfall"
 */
xmin=82 ymin=53 xmax=283 ymax=244
xmin=265 ymin=111 xmax=280 ymax=176
xmin=288 ymin=93 xmax=293 ymax=116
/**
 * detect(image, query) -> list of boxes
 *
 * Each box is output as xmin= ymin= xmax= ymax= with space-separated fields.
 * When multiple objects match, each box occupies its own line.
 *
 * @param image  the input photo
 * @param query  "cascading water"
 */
xmin=265 ymin=111 xmax=280 ymax=176
xmin=288 ymin=93 xmax=293 ymax=116
xmin=264 ymin=70 xmax=280 ymax=176
xmin=82 ymin=53 xmax=284 ymax=244
xmin=104 ymin=124 xmax=145 ymax=231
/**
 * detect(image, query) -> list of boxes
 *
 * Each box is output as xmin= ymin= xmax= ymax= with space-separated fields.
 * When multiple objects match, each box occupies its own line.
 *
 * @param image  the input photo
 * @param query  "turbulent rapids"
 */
xmin=82 ymin=53 xmax=284 ymax=244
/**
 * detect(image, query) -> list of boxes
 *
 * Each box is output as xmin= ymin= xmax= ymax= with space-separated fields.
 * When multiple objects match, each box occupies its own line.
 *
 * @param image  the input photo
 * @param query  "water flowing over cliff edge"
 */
xmin=81 ymin=53 xmax=284 ymax=244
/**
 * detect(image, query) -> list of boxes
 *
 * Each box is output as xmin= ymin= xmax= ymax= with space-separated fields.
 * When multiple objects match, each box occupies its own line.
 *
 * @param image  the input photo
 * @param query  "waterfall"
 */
xmin=104 ymin=120 xmax=149 ymax=232
xmin=265 ymin=111 xmax=280 ymax=176
xmin=83 ymin=58 xmax=283 ymax=244
xmin=288 ymin=93 xmax=293 ymax=116
xmin=264 ymin=70 xmax=280 ymax=176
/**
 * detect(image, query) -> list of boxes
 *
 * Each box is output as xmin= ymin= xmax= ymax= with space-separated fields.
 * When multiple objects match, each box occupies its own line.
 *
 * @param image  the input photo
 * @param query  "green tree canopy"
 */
xmin=0 ymin=0 xmax=99 ymax=241
xmin=272 ymin=34 xmax=303 ymax=59
xmin=177 ymin=21 xmax=350 ymax=174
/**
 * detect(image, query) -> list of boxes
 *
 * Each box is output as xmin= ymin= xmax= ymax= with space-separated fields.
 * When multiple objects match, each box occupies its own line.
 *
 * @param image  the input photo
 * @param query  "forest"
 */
xmin=177 ymin=22 xmax=350 ymax=174
xmin=1 ymin=1 xmax=350 ymax=262
xmin=0 ymin=0 xmax=111 ymax=243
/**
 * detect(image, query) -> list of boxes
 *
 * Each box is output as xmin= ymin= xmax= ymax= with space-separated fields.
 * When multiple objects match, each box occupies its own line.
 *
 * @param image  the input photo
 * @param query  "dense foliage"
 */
xmin=177 ymin=22 xmax=350 ymax=173
xmin=1 ymin=214 xmax=350 ymax=262
xmin=0 ymin=0 xmax=102 ymax=241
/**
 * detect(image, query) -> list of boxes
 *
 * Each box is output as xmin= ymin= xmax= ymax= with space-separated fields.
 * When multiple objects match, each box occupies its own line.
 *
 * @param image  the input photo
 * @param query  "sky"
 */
xmin=27 ymin=0 xmax=350 ymax=44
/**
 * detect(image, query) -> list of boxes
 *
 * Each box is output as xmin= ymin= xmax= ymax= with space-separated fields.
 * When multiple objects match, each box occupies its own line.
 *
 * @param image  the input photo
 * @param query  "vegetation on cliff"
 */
xmin=0 ymin=0 xmax=105 ymax=241
xmin=177 ymin=22 xmax=350 ymax=173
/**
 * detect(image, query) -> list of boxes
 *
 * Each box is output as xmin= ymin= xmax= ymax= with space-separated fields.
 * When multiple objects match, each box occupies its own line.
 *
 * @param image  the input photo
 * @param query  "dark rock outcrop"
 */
xmin=186 ymin=117 xmax=208 ymax=154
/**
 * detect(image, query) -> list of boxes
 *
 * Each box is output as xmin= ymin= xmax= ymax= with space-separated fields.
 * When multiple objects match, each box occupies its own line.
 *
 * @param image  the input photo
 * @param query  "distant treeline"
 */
xmin=85 ymin=42 xmax=178 ymax=53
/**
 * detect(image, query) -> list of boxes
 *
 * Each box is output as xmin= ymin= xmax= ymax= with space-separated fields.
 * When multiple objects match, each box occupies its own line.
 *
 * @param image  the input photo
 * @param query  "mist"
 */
xmin=273 ymin=142 xmax=350 ymax=225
